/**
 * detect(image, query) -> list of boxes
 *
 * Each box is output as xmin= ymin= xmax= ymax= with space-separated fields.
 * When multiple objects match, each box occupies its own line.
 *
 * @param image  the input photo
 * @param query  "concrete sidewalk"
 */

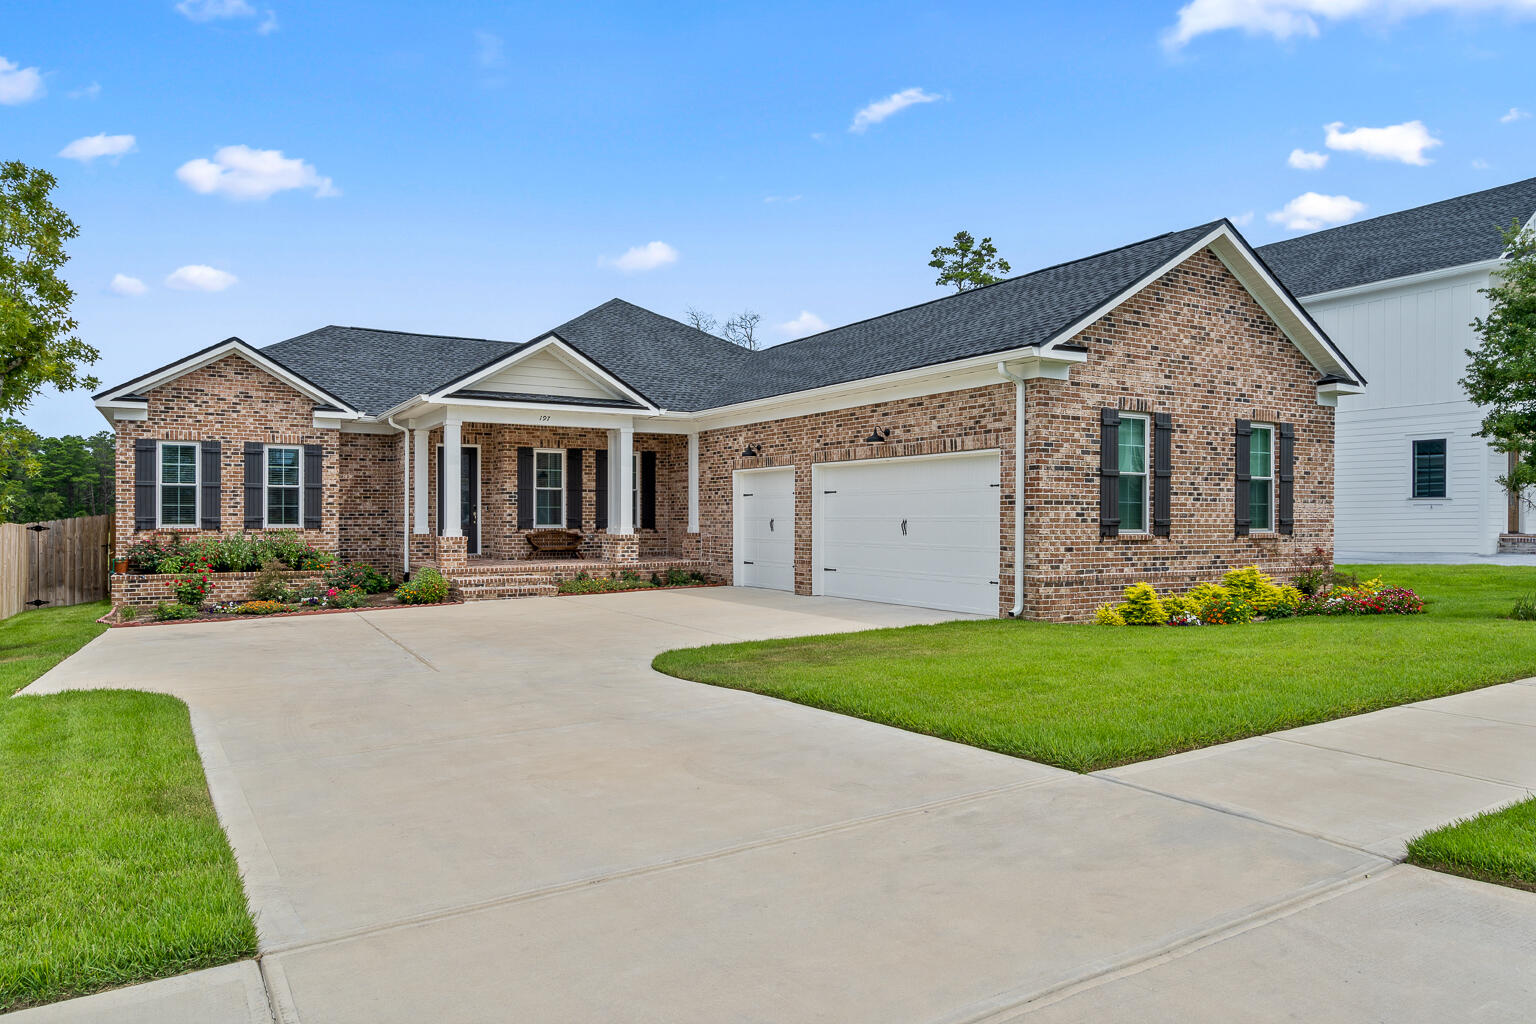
xmin=14 ymin=590 xmax=1536 ymax=1022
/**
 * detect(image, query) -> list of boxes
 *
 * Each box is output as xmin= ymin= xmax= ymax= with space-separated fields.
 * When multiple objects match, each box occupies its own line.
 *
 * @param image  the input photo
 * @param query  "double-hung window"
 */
xmin=159 ymin=442 xmax=198 ymax=527
xmin=1117 ymin=415 xmax=1149 ymax=533
xmin=534 ymin=449 xmax=565 ymax=528
xmin=266 ymin=446 xmax=301 ymax=527
xmin=1249 ymin=424 xmax=1275 ymax=531
xmin=1412 ymin=439 xmax=1447 ymax=498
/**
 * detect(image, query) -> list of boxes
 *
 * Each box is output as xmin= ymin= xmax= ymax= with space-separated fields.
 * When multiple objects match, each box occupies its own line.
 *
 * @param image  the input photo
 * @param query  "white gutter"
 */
xmin=996 ymin=362 xmax=1027 ymax=617
xmin=386 ymin=415 xmax=410 ymax=574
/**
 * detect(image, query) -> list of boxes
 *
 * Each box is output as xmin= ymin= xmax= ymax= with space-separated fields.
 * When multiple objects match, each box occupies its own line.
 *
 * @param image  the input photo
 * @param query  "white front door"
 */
xmin=733 ymin=467 xmax=795 ymax=592
xmin=814 ymin=451 xmax=1001 ymax=615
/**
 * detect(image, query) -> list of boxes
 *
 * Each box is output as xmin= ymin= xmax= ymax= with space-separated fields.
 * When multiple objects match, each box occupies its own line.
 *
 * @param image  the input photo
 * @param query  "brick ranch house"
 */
xmin=95 ymin=219 xmax=1364 ymax=621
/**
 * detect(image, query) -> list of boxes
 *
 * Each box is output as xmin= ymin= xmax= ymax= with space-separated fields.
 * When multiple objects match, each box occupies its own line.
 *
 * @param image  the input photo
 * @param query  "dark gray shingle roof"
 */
xmin=256 ymin=219 xmax=1238 ymax=415
xmin=1257 ymin=176 xmax=1536 ymax=297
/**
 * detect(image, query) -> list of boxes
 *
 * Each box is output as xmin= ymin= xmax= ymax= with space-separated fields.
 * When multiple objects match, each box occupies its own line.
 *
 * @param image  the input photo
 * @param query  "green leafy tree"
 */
xmin=929 ymin=230 xmax=1011 ymax=292
xmin=0 ymin=420 xmax=114 ymax=523
xmin=1462 ymin=221 xmax=1536 ymax=505
xmin=1 ymin=161 xmax=98 ymax=413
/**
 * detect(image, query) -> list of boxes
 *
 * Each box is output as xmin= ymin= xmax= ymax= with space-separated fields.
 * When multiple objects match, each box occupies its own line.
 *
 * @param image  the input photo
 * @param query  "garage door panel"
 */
xmin=816 ymin=453 xmax=1000 ymax=616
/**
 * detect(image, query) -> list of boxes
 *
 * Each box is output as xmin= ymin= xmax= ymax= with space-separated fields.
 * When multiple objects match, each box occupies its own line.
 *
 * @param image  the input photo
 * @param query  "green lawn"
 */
xmin=1407 ymin=797 xmax=1536 ymax=893
xmin=653 ymin=565 xmax=1536 ymax=774
xmin=0 ymin=603 xmax=257 ymax=1012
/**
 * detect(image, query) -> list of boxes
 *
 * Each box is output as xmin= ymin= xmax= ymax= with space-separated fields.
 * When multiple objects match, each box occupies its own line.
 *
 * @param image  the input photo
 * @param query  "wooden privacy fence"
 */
xmin=0 ymin=515 xmax=111 ymax=620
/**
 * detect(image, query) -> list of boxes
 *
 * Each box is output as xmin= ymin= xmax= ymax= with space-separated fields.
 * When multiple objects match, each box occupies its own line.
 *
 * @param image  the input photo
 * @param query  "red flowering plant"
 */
xmin=1299 ymin=577 xmax=1424 ymax=616
xmin=172 ymin=555 xmax=215 ymax=607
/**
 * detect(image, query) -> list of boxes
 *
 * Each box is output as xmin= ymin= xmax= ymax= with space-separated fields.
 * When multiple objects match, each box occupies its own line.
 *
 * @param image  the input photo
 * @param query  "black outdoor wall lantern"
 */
xmin=741 ymin=443 xmax=763 ymax=457
xmin=864 ymin=426 xmax=892 ymax=443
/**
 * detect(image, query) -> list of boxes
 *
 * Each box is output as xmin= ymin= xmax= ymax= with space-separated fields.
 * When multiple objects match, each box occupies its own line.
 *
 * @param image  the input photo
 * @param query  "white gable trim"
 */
xmin=93 ymin=337 xmax=361 ymax=417
xmin=426 ymin=334 xmax=659 ymax=412
xmin=1039 ymin=223 xmax=1365 ymax=387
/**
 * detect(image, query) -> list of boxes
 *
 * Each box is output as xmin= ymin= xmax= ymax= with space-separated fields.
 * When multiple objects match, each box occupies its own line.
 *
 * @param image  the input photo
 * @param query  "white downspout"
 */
xmin=996 ymin=363 xmax=1026 ymax=617
xmin=386 ymin=416 xmax=410 ymax=575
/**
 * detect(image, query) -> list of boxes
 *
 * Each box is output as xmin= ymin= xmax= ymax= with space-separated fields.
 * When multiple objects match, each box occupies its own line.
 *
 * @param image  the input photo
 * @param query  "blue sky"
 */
xmin=6 ymin=0 xmax=1533 ymax=434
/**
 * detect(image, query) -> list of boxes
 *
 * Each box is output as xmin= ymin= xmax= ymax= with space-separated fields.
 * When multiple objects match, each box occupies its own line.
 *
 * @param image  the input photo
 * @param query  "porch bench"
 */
xmin=526 ymin=529 xmax=584 ymax=558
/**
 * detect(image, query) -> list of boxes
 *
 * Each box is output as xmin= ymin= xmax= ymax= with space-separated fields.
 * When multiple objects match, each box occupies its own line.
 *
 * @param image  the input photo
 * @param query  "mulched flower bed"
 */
xmin=102 ymin=594 xmax=461 ymax=628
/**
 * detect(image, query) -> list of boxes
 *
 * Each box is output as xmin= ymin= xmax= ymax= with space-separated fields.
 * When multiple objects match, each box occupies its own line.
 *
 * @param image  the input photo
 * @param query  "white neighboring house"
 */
xmin=1258 ymin=177 xmax=1536 ymax=560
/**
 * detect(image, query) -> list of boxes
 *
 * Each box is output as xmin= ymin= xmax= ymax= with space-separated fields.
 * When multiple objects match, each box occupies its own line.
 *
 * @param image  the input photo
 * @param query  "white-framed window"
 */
xmin=1117 ymin=414 xmax=1149 ymax=534
xmin=1249 ymin=423 xmax=1275 ymax=532
xmin=534 ymin=449 xmax=565 ymax=528
xmin=158 ymin=441 xmax=199 ymax=528
xmin=265 ymin=445 xmax=302 ymax=527
xmin=1412 ymin=438 xmax=1447 ymax=499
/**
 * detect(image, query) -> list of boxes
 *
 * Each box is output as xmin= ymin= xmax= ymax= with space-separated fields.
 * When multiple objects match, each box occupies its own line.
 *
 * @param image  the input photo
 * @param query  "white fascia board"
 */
xmin=96 ymin=401 xmax=147 ymax=424
xmin=340 ymin=419 xmax=401 ymax=435
xmin=1316 ymin=380 xmax=1366 ymax=407
xmin=1295 ymin=259 xmax=1502 ymax=305
xmin=426 ymin=335 xmax=659 ymax=413
xmin=93 ymin=339 xmax=361 ymax=415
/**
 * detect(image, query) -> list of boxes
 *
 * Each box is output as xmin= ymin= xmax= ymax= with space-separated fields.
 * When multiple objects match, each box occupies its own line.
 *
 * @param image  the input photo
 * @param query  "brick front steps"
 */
xmin=1498 ymin=534 xmax=1536 ymax=555
xmin=444 ymin=558 xmax=715 ymax=603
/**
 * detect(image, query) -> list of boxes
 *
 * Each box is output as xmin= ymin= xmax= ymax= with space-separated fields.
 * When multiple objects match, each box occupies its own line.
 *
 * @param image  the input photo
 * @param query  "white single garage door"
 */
xmin=733 ymin=467 xmax=795 ymax=592
xmin=814 ymin=451 xmax=1001 ymax=615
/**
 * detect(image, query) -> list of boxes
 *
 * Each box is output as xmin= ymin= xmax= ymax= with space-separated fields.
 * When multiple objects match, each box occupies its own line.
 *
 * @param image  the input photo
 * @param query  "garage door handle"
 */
xmin=769 ymin=518 xmax=774 ymax=532
xmin=823 ymin=567 xmax=837 ymax=572
xmin=900 ymin=519 xmax=907 ymax=536
xmin=743 ymin=560 xmax=754 ymax=565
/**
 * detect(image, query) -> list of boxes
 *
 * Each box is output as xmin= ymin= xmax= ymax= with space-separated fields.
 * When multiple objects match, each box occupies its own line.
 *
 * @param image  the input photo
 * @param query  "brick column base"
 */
xmin=434 ymin=534 xmax=468 ymax=571
xmin=596 ymin=531 xmax=639 ymax=562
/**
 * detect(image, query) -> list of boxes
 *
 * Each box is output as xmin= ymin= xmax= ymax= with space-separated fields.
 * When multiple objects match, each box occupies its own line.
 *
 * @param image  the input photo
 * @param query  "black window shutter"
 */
xmin=1098 ymin=407 xmax=1120 ymax=539
xmin=200 ymin=441 xmax=221 ymax=530
xmin=566 ymin=448 xmax=583 ymax=529
xmin=517 ymin=447 xmax=534 ymax=530
xmin=1152 ymin=413 xmax=1172 ymax=538
xmin=243 ymin=442 xmax=264 ymax=529
xmin=302 ymin=445 xmax=322 ymax=529
xmin=1277 ymin=422 xmax=1295 ymax=535
xmin=134 ymin=438 xmax=157 ymax=531
xmin=594 ymin=449 xmax=608 ymax=529
xmin=641 ymin=450 xmax=657 ymax=530
xmin=1234 ymin=419 xmax=1252 ymax=537
xmin=435 ymin=450 xmax=443 ymax=536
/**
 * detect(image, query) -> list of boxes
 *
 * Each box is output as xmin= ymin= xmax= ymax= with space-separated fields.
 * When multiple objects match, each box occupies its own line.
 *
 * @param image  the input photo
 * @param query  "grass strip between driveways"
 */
xmin=652 ymin=565 xmax=1536 ymax=774
xmin=0 ymin=602 xmax=258 ymax=1012
xmin=1406 ymin=797 xmax=1536 ymax=893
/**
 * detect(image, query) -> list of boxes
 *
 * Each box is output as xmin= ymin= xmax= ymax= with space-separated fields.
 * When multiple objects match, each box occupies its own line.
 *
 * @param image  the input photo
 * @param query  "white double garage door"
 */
xmin=733 ymin=451 xmax=1001 ymax=616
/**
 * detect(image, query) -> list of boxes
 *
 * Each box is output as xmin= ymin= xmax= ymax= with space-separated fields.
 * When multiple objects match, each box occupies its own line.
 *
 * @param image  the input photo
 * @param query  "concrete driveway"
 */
xmin=17 ymin=588 xmax=1536 ymax=1023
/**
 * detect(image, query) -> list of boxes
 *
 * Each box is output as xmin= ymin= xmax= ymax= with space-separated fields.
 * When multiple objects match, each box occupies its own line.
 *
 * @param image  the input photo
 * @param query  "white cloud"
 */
xmin=1324 ymin=119 xmax=1440 ymax=165
xmin=0 ymin=57 xmax=45 ymax=105
xmin=1230 ymin=210 xmax=1255 ymax=227
xmin=1287 ymin=148 xmax=1328 ymax=170
xmin=1501 ymin=106 xmax=1530 ymax=123
xmin=59 ymin=133 xmax=137 ymax=163
xmin=1267 ymin=192 xmax=1367 ymax=231
xmin=166 ymin=265 xmax=238 ymax=291
xmin=67 ymin=82 xmax=101 ymax=100
xmin=474 ymin=30 xmax=504 ymax=67
xmin=763 ymin=194 xmax=803 ymax=203
xmin=777 ymin=310 xmax=828 ymax=339
xmin=176 ymin=145 xmax=338 ymax=200
xmin=849 ymin=87 xmax=941 ymax=133
xmin=109 ymin=274 xmax=147 ymax=296
xmin=257 ymin=9 xmax=279 ymax=34
xmin=603 ymin=241 xmax=679 ymax=273
xmin=1164 ymin=0 xmax=1536 ymax=49
xmin=175 ymin=0 xmax=255 ymax=21
xmin=1472 ymin=158 xmax=1491 ymax=169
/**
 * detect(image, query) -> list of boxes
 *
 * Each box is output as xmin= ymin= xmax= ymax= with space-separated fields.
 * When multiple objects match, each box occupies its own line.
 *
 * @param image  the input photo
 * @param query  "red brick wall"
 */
xmin=339 ymin=431 xmax=404 ymax=573
xmin=113 ymin=354 xmax=339 ymax=560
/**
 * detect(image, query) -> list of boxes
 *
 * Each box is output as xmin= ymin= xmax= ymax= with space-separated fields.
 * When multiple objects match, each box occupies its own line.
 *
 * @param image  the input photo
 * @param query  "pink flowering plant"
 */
xmin=1299 ymin=577 xmax=1424 ymax=616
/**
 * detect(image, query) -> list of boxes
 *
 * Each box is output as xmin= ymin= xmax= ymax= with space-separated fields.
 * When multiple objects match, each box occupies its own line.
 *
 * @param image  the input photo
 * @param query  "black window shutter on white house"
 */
xmin=303 ymin=445 xmax=322 ymax=528
xmin=640 ymin=450 xmax=657 ymax=529
xmin=1098 ymin=407 xmax=1120 ymax=539
xmin=243 ymin=442 xmax=264 ymax=529
xmin=594 ymin=449 xmax=608 ymax=529
xmin=200 ymin=441 xmax=221 ymax=530
xmin=133 ymin=438 xmax=157 ymax=531
xmin=1152 ymin=413 xmax=1172 ymax=538
xmin=516 ymin=447 xmax=534 ymax=529
xmin=1234 ymin=420 xmax=1252 ymax=537
xmin=1277 ymin=422 xmax=1295 ymax=535
xmin=566 ymin=448 xmax=583 ymax=529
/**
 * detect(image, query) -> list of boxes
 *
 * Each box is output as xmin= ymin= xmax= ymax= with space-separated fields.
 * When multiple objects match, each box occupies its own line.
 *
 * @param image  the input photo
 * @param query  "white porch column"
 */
xmin=441 ymin=418 xmax=462 ymax=537
xmin=608 ymin=424 xmax=635 ymax=534
xmin=687 ymin=432 xmax=699 ymax=533
xmin=412 ymin=428 xmax=430 ymax=533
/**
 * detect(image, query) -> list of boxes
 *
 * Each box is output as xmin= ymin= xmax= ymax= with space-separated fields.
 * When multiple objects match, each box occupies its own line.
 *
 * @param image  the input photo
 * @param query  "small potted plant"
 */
xmin=113 ymin=555 xmax=130 ymax=574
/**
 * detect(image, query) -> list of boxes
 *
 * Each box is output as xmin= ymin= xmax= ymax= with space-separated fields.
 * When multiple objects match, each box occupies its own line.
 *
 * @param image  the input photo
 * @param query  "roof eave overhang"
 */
xmin=1291 ymin=257 xmax=1504 ymax=304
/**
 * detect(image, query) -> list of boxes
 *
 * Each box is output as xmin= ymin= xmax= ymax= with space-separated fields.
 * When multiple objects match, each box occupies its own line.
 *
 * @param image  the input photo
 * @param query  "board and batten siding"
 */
xmin=1304 ymin=266 xmax=1517 ymax=556
xmin=470 ymin=349 xmax=621 ymax=401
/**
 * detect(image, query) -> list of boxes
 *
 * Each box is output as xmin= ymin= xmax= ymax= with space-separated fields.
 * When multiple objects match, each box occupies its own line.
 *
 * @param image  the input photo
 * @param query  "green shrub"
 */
xmin=1093 ymin=604 xmax=1125 ymax=626
xmin=327 ymin=586 xmax=368 ymax=609
xmin=1288 ymin=545 xmax=1333 ymax=596
xmin=396 ymin=567 xmax=450 ymax=604
xmin=665 ymin=568 xmax=705 ymax=587
xmin=250 ymin=560 xmax=294 ymax=603
xmin=1512 ymin=594 xmax=1536 ymax=621
xmin=1119 ymin=582 xmax=1168 ymax=625
xmin=1161 ymin=594 xmax=1195 ymax=618
xmin=1263 ymin=585 xmax=1304 ymax=619
xmin=213 ymin=532 xmax=260 ymax=572
xmin=1221 ymin=566 xmax=1275 ymax=606
xmin=153 ymin=601 xmax=200 ymax=621
xmin=325 ymin=562 xmax=393 ymax=594
xmin=118 ymin=605 xmax=137 ymax=622
xmin=1200 ymin=591 xmax=1255 ymax=625
xmin=172 ymin=556 xmax=215 ymax=606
